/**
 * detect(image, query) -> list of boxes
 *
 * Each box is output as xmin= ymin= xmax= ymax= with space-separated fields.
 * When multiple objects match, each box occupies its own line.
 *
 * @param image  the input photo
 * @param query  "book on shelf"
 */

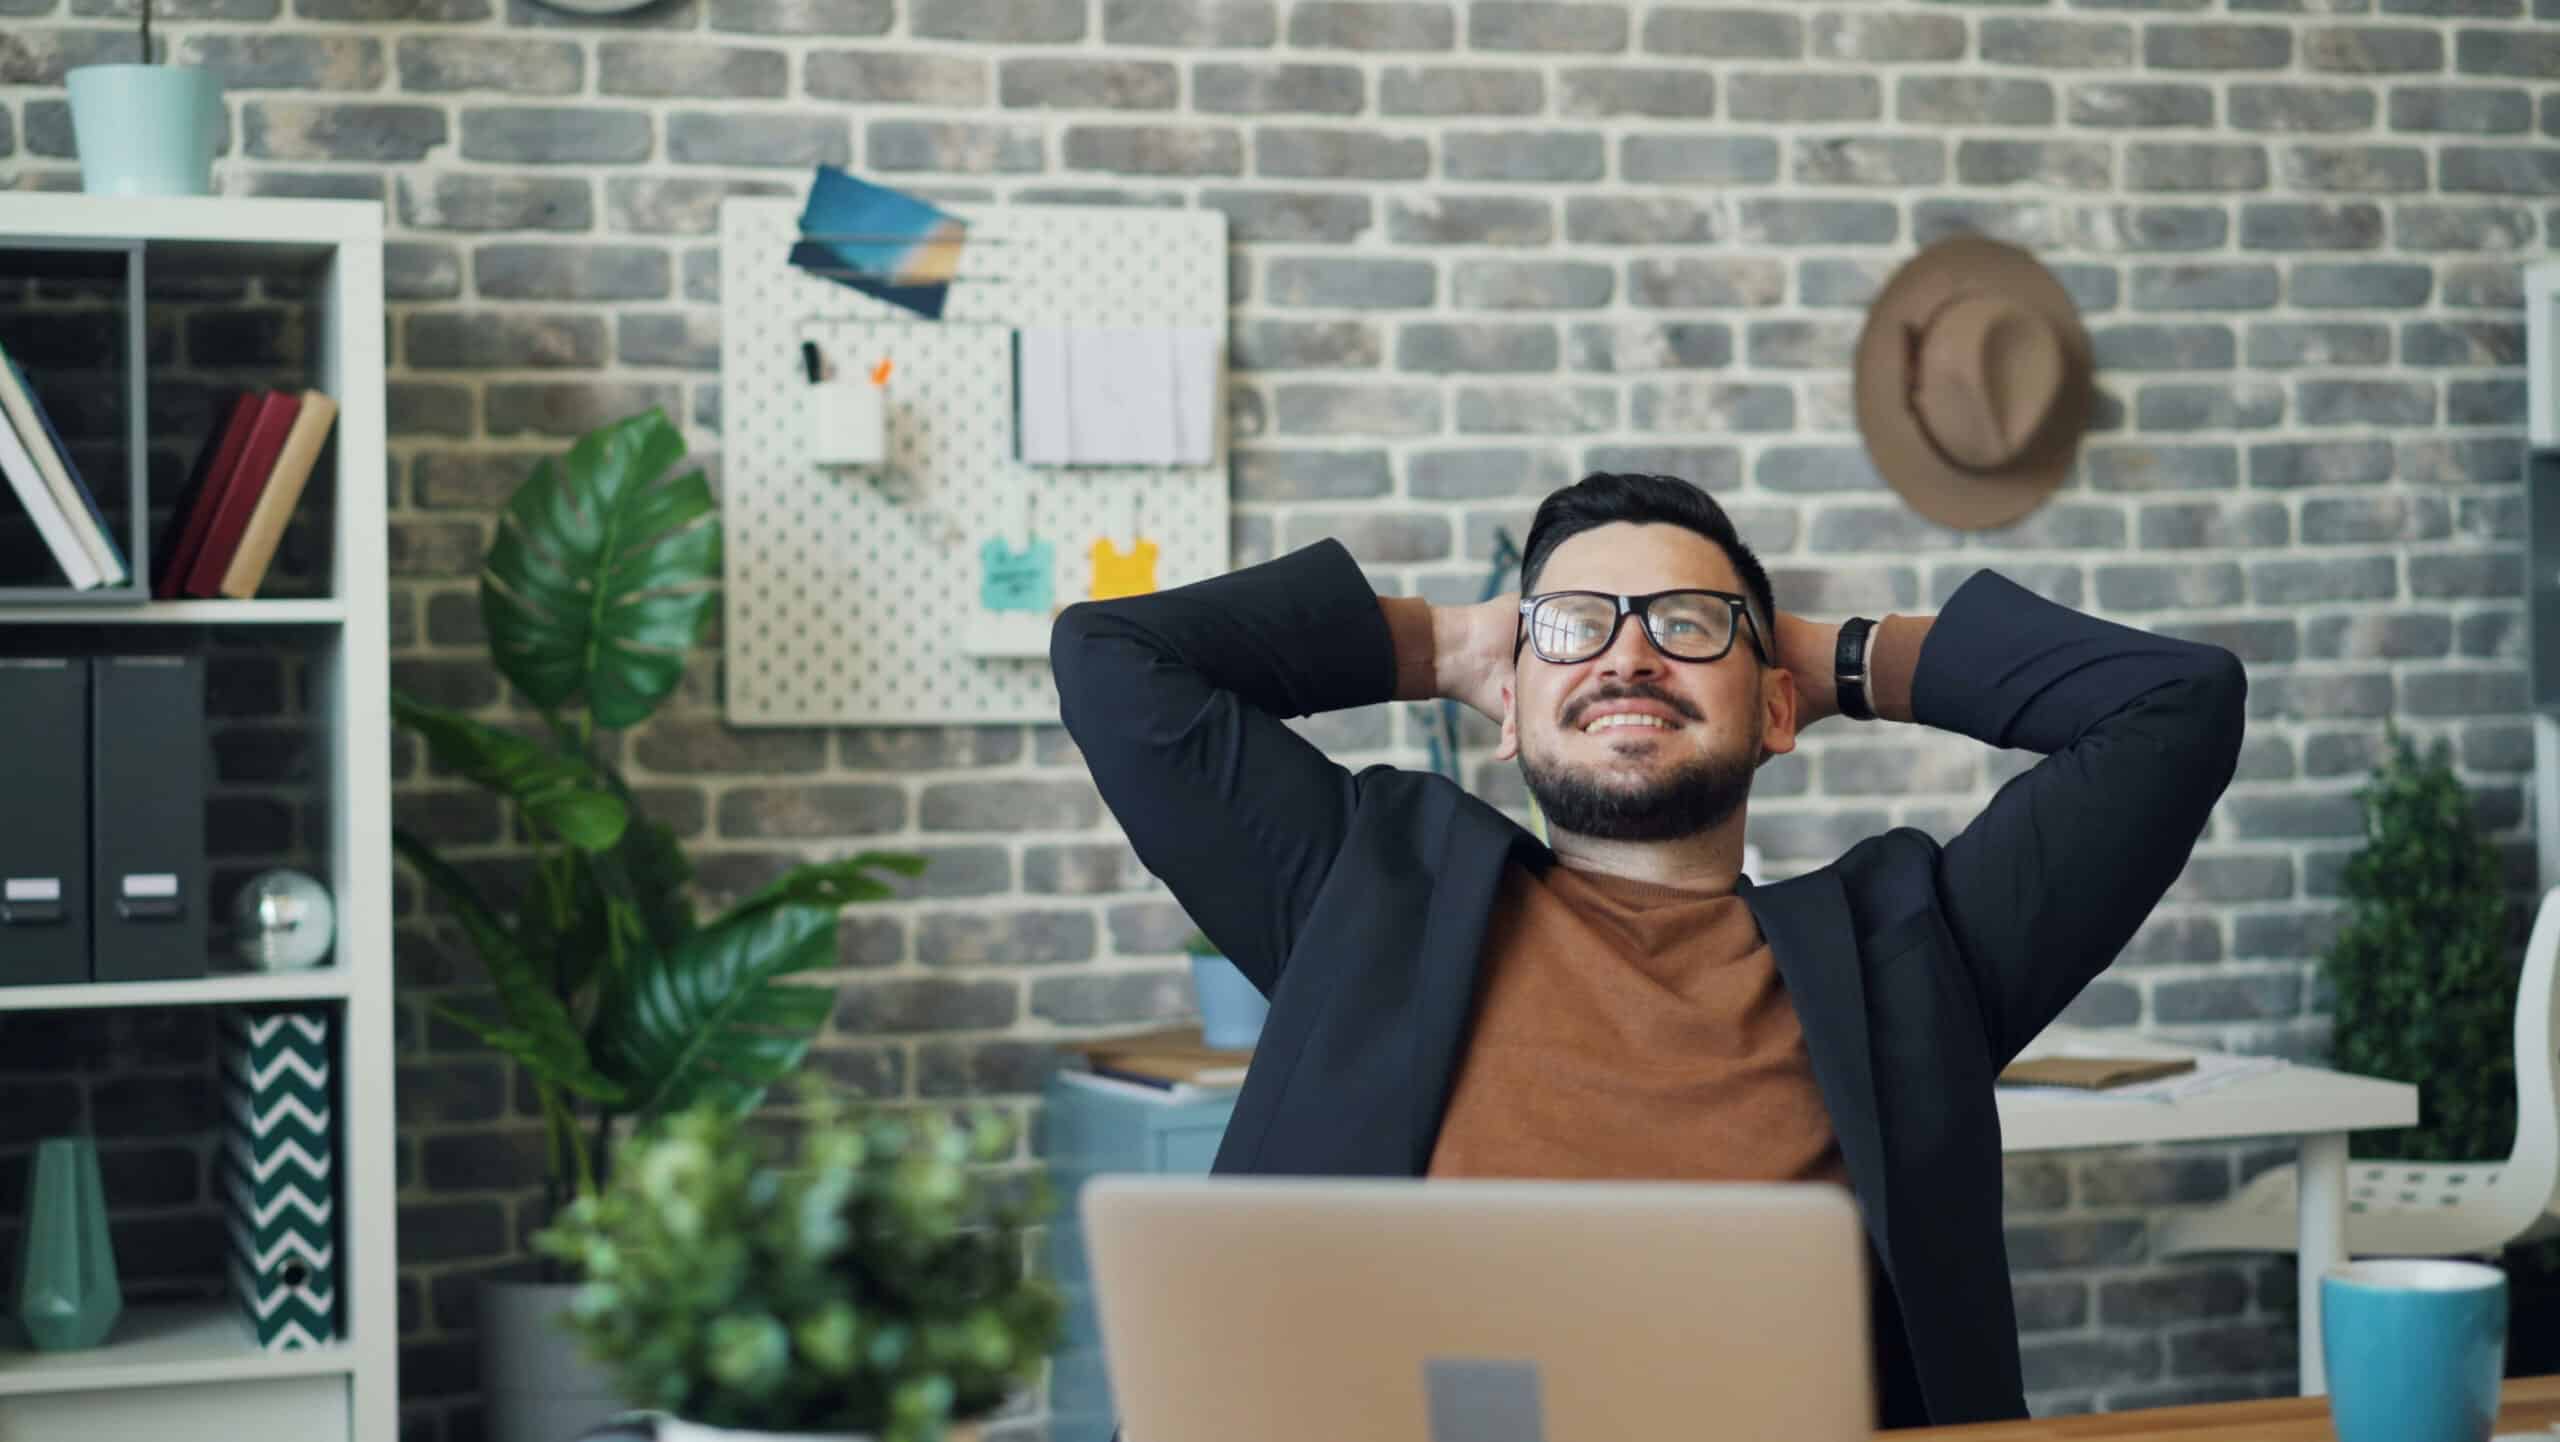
xmin=1060 ymin=1024 xmax=1254 ymax=1090
xmin=159 ymin=387 xmax=333 ymax=601
xmin=216 ymin=390 xmax=334 ymax=599
xmin=1053 ymin=1067 xmax=1235 ymax=1106
xmin=0 ymin=369 xmax=102 ymax=589
xmin=0 ymin=343 xmax=126 ymax=586
xmin=159 ymin=391 xmax=259 ymax=598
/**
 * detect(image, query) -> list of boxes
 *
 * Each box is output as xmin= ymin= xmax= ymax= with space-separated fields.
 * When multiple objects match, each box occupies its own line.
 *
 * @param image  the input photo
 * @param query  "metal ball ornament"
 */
xmin=231 ymin=868 xmax=335 ymax=972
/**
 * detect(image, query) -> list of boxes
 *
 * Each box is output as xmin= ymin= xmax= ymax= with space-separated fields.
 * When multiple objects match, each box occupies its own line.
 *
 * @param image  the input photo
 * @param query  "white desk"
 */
xmin=1995 ymin=1028 xmax=2418 ymax=1397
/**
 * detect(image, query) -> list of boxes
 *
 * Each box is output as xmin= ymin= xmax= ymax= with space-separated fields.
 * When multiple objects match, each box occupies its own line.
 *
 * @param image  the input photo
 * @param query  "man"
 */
xmin=1051 ymin=241 xmax=2248 ymax=1429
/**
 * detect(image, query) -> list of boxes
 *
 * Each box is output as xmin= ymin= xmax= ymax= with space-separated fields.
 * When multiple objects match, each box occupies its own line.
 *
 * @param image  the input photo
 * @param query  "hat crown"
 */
xmin=1909 ymin=292 xmax=2066 ymax=477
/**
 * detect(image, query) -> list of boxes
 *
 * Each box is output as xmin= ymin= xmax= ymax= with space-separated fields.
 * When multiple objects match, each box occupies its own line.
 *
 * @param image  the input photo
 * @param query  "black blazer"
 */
xmin=1052 ymin=540 xmax=2248 ymax=1429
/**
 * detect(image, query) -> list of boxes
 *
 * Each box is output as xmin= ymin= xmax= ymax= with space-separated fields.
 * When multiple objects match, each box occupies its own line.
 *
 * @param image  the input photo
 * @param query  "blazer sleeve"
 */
xmin=1912 ymin=569 xmax=2250 ymax=1066
xmin=1050 ymin=539 xmax=1397 ymax=995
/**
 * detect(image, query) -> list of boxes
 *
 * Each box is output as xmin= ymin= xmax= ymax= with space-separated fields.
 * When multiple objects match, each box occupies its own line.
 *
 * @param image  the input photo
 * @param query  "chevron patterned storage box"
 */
xmin=218 ymin=1005 xmax=338 ymax=1350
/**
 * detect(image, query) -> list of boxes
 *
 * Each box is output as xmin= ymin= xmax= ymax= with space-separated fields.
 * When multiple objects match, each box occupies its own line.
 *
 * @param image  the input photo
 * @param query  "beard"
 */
xmin=1519 ymin=729 xmax=1760 ymax=843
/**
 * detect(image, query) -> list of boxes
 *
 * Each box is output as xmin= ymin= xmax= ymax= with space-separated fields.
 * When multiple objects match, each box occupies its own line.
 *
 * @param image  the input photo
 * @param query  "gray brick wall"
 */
xmin=5 ymin=0 xmax=2556 ymax=1432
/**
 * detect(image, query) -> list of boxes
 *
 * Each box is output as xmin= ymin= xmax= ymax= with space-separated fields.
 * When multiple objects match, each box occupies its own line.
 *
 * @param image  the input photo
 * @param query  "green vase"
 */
xmin=14 ymin=1136 xmax=122 ymax=1351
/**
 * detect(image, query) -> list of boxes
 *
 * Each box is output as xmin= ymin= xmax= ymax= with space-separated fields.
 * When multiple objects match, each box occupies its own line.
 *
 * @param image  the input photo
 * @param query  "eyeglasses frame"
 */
xmin=1514 ymin=588 xmax=1771 ymax=668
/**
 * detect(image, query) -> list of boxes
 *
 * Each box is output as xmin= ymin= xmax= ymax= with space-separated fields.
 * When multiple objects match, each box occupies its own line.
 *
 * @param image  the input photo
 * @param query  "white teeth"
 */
xmin=1584 ymin=714 xmax=1673 ymax=734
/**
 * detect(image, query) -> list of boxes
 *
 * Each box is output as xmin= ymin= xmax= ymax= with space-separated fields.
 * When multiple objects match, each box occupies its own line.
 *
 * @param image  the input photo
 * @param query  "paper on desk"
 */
xmin=1999 ymin=1046 xmax=2287 ymax=1104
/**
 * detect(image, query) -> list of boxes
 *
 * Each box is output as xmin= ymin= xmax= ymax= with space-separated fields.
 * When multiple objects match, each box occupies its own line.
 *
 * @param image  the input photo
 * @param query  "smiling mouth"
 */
xmin=1581 ymin=714 xmax=1680 ymax=736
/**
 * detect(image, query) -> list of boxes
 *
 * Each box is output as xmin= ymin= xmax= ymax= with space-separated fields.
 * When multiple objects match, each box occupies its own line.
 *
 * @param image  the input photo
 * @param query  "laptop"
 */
xmin=1079 ymin=1175 xmax=1876 ymax=1442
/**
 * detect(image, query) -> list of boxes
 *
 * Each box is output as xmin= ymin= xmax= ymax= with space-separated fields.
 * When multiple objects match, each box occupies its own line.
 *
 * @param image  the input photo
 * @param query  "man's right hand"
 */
xmin=1435 ymin=593 xmax=1518 ymax=724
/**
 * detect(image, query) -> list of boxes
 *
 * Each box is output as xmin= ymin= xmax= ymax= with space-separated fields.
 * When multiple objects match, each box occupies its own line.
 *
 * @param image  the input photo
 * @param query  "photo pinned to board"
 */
xmin=787 ymin=165 xmax=994 ymax=321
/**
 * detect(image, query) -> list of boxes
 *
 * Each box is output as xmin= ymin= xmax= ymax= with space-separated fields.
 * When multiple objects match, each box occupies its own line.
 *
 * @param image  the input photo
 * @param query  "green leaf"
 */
xmin=586 ymin=902 xmax=841 ymax=1122
xmin=481 ymin=408 xmax=720 ymax=729
xmin=397 ymin=828 xmax=627 ymax=1104
xmin=392 ymin=694 xmax=628 ymax=852
xmin=725 ymin=853 xmax=925 ymax=923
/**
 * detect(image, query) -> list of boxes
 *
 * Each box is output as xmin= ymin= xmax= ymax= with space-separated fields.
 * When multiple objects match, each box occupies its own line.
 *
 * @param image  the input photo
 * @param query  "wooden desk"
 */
xmin=1896 ymin=1374 xmax=2560 ymax=1440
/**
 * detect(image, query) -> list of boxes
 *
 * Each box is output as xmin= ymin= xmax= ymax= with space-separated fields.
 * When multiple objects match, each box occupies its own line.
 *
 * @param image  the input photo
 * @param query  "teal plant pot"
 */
xmin=1187 ymin=951 xmax=1268 ymax=1050
xmin=65 ymin=64 xmax=224 ymax=198
xmin=13 ymin=1136 xmax=122 ymax=1352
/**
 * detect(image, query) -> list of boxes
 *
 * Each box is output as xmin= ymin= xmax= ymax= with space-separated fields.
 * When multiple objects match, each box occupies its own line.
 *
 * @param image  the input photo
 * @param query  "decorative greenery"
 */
xmin=391 ymin=409 xmax=922 ymax=1221
xmin=1180 ymin=929 xmax=1216 ymax=956
xmin=2322 ymin=726 xmax=2519 ymax=1164
xmin=535 ymin=1085 xmax=1063 ymax=1441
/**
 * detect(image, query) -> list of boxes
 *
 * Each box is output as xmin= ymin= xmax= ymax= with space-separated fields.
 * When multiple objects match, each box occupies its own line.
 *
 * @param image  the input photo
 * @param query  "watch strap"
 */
xmin=1835 ymin=616 xmax=1877 ymax=722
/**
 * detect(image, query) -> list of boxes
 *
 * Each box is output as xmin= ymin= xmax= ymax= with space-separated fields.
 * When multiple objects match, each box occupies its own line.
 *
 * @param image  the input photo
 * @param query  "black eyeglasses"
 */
xmin=1516 ymin=589 xmax=1768 ymax=666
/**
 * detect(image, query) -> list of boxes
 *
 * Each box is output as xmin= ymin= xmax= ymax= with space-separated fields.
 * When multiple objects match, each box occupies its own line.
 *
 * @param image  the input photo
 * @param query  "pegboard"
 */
xmin=718 ymin=197 xmax=1231 ymax=726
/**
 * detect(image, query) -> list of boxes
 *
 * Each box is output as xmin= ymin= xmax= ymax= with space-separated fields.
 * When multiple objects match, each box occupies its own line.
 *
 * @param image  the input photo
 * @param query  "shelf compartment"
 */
xmin=0 ymin=1301 xmax=354 ymax=1396
xmin=0 ymin=598 xmax=345 ymax=626
xmin=0 ymin=968 xmax=351 ymax=1014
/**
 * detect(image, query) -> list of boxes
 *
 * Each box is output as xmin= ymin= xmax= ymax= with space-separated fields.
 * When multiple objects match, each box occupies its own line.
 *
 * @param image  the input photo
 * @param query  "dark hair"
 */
xmin=1519 ymin=472 xmax=1777 ymax=660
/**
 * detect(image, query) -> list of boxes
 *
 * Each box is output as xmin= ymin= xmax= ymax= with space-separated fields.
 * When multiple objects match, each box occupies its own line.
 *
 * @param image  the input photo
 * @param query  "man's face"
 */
xmin=1497 ymin=522 xmax=1798 ymax=843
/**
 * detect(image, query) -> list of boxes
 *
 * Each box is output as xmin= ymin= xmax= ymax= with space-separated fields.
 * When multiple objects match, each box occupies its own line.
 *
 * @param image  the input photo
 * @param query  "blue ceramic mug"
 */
xmin=2322 ymin=1258 xmax=2508 ymax=1442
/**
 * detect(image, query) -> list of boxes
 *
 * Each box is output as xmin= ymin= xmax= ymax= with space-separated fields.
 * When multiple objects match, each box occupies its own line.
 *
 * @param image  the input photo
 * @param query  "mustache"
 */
xmin=1562 ymin=683 xmax=1702 ymax=730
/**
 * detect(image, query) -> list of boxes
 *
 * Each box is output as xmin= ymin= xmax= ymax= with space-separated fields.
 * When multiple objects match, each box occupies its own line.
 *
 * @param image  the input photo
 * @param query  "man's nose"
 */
xmin=1593 ymin=614 xmax=1664 ymax=681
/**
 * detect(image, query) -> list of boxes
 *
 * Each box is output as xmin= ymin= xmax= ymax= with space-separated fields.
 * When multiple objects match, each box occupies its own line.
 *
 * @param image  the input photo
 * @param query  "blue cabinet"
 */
xmin=1041 ymin=1076 xmax=1240 ymax=1442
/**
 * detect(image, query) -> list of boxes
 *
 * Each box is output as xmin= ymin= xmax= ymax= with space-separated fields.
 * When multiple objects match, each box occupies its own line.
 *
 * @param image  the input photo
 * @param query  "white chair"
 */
xmin=2154 ymin=884 xmax=2560 ymax=1260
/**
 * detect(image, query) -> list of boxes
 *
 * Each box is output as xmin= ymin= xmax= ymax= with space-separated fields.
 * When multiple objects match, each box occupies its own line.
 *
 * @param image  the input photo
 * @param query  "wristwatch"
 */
xmin=1835 ymin=616 xmax=1877 ymax=722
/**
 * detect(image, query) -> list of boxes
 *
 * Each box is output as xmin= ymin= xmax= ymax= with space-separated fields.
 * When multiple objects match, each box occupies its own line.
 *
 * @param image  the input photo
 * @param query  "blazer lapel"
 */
xmin=1744 ymin=867 xmax=1893 ymax=1259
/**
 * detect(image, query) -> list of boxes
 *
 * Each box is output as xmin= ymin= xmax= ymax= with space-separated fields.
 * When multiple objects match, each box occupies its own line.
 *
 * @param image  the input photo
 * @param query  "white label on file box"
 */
xmin=5 ymin=878 xmax=60 ymax=903
xmin=123 ymin=874 xmax=179 ymax=899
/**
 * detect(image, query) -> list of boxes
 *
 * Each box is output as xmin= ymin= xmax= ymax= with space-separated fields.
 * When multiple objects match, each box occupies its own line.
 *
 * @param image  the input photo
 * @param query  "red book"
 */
xmin=158 ymin=390 xmax=261 ymax=599
xmin=183 ymin=390 xmax=301 ymax=599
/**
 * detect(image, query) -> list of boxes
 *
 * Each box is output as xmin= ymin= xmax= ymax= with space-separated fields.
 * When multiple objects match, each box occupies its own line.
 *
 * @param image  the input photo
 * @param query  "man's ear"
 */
xmin=1758 ymin=665 xmax=1800 ymax=764
xmin=1494 ymin=679 xmax=1520 ymax=762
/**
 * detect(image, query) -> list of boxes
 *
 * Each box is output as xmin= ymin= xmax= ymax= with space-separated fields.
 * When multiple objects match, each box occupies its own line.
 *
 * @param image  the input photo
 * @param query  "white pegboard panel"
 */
xmin=718 ymin=196 xmax=1230 ymax=726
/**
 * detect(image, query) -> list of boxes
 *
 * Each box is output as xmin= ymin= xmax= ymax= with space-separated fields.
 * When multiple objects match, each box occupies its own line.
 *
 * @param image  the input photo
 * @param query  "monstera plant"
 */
xmin=392 ymin=408 xmax=921 ymax=1221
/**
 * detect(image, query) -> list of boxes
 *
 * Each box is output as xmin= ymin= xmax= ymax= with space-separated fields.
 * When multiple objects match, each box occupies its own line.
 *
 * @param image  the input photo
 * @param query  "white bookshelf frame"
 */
xmin=0 ymin=195 xmax=394 ymax=1442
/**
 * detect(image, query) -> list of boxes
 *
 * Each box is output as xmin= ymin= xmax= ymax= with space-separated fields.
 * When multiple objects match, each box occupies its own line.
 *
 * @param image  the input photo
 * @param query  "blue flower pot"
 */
xmin=66 ymin=64 xmax=224 ymax=198
xmin=1188 ymin=951 xmax=1268 ymax=1050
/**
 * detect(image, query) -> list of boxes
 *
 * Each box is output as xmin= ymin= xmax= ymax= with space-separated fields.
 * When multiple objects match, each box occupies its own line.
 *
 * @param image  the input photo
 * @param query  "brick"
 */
xmin=602 ymin=40 xmax=788 ymax=99
xmin=1233 ymin=320 xmax=1379 ymax=371
xmin=1469 ymin=0 xmax=1627 ymax=51
xmin=617 ymin=311 xmax=717 ymax=371
xmin=2242 ymin=201 xmax=2383 ymax=249
xmin=397 ymin=173 xmax=590 ymax=233
xmin=2069 ymin=81 xmax=2214 ymax=129
xmin=1407 ymin=446 xmax=1573 ymax=500
xmin=1981 ymin=17 xmax=2134 ymax=68
xmin=1030 ymin=970 xmax=1194 ymax=1026
xmin=1230 ymin=450 xmax=1391 ymax=504
xmin=2230 ymin=83 xmax=2376 ymax=133
xmin=2413 ymin=552 xmax=2523 ymax=599
xmin=473 ymin=244 xmax=668 ymax=301
xmin=1444 ymin=131 xmax=1604 ymax=183
xmin=2398 ymin=202 xmax=2538 ymax=250
xmin=2284 ymin=144 xmax=2430 ymax=194
xmin=714 ymin=784 xmax=903 ymax=838
xmin=0 ymin=29 xmax=138 ymax=86
xmin=2087 ymin=444 xmax=2240 ymax=493
xmin=668 ymin=112 xmax=847 ymax=168
xmin=2146 ymin=22 xmax=2291 ymax=69
xmin=2138 ymin=499 xmax=2288 ymax=549
xmin=914 ymin=0 xmax=1082 ymax=41
xmin=2006 ymin=1218 xmax=2148 ymax=1273
xmin=2290 ymin=260 xmax=2430 ymax=308
xmin=2303 ymin=25 xmax=2444 ymax=72
xmin=1960 ymin=140 xmax=2110 ymax=190
xmin=1269 ymin=257 xmax=1435 ymax=310
xmin=2455 ymin=24 xmax=2560 ymax=76
xmin=1256 ymin=126 xmax=1429 ymax=180
xmin=2093 ymin=322 xmax=2236 ymax=371
xmin=2129 ymin=263 xmax=2278 ymax=312
xmin=2299 ymin=378 xmax=2434 ymax=427
xmin=397 ymin=35 xmax=579 ymax=93
xmin=1387 ymin=195 xmax=1549 ymax=246
xmin=1633 ymin=381 xmax=1793 ymax=433
xmin=1104 ymin=0 xmax=1276 ymax=45
xmin=1821 ymin=742 xmax=1975 ymax=795
xmin=1283 ymin=511 xmax=1451 ymax=561
xmin=2137 ymin=381 xmax=2285 ymax=431
xmin=178 ymin=34 xmax=381 ymax=89
xmin=1198 ymin=61 xmax=1365 ymax=114
xmin=921 ymin=778 xmax=1098 ymax=832
xmin=1737 ymin=198 xmax=1896 ymax=246
xmin=406 ymin=312 xmax=604 ymax=370
xmin=1642 ymin=6 xmax=1802 ymax=58
xmin=916 ymin=911 xmax=1096 ymax=967
xmin=2405 ymin=318 xmax=2526 ymax=366
xmin=1900 ymin=76 xmax=2053 ymax=127
xmin=398 ymin=1201 xmax=507 ymax=1266
xmin=2250 ymin=323 xmax=2391 ymax=370
xmin=805 ymin=51 xmax=985 ymax=105
xmin=2252 ymin=553 xmax=2399 ymax=604
xmin=835 ymin=727 xmax=1021 ymax=771
xmin=2073 ymin=203 xmax=2231 ymax=252
xmin=458 ymin=106 xmax=646 ymax=165
xmin=1379 ymin=65 xmax=1542 ymax=116
xmin=2449 ymin=375 xmax=2526 ymax=423
xmin=1192 ymin=193 xmax=1362 ymax=246
xmin=246 ymin=102 xmax=446 ymax=162
xmin=836 ymin=977 xmax=1018 ymax=1034
xmin=2079 ymin=1156 xmax=2232 ymax=1206
xmin=709 ymin=0 xmax=887 ymax=31
xmin=1559 ymin=67 xmax=1715 ymax=119
xmin=1585 ymin=446 xmax=1743 ymax=491
xmin=602 ymin=177 xmax=790 ymax=235
xmin=2399 ymin=434 xmax=2519 ymax=484
xmin=2005 ymin=1158 xmax=2071 ymax=1214
xmin=1729 ymin=72 xmax=1879 ymax=123
xmin=1453 ymin=259 xmax=1615 ymax=310
xmin=1753 ymin=444 xmax=1878 ymax=494
xmin=1273 ymin=383 xmax=1443 ymax=436
xmin=1620 ymin=135 xmax=1778 ymax=186
xmin=1290 ymin=0 xmax=1452 ymax=48
xmin=2306 ymin=614 xmax=2455 ymax=668
xmin=1454 ymin=385 xmax=1615 ymax=435
xmin=1811 ymin=11 xmax=1963 ymax=62
xmin=2443 ymin=146 xmax=2560 ymax=194
xmin=2100 ymin=1270 xmax=2251 ymax=1327
xmin=1795 ymin=137 xmax=1944 ymax=188
xmin=1629 ymin=257 xmax=1784 ymax=309
xmin=2096 ymin=561 xmax=2245 ymax=611
xmin=2167 ymin=1321 xmax=2295 ymax=1380
xmin=1398 ymin=322 xmax=1558 ymax=374
xmin=2245 ymin=672 xmax=2394 ymax=722
xmin=870 ymin=120 xmax=1042 ymax=173
xmin=2127 ymin=141 xmax=2268 ymax=192
xmin=2391 ymin=85 xmax=2534 ymax=133
xmin=389 ymin=382 xmax=473 ymax=438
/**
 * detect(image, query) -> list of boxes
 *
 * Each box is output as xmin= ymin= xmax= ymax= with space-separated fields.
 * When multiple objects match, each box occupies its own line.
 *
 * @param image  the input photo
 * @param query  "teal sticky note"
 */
xmin=980 ymin=538 xmax=1054 ymax=613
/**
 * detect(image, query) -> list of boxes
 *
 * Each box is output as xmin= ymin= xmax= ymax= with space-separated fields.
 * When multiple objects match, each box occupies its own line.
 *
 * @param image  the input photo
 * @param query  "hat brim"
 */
xmin=1853 ymin=235 xmax=2094 ymax=532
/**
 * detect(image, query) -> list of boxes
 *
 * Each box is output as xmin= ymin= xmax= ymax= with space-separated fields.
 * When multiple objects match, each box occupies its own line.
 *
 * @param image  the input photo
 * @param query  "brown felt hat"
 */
xmin=1853 ymin=234 xmax=2095 ymax=532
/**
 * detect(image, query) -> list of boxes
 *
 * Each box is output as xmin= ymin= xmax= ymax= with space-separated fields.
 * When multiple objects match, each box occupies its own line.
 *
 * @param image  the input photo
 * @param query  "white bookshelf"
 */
xmin=0 ymin=195 xmax=395 ymax=1442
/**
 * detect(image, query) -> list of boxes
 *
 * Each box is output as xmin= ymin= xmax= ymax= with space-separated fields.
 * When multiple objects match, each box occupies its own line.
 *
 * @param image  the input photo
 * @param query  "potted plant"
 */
xmin=535 ymin=1082 xmax=1064 ymax=1442
xmin=391 ymin=409 xmax=923 ymax=1442
xmin=1181 ymin=928 xmax=1266 ymax=1051
xmin=2321 ymin=726 xmax=2558 ymax=1368
xmin=65 ymin=0 xmax=226 ymax=196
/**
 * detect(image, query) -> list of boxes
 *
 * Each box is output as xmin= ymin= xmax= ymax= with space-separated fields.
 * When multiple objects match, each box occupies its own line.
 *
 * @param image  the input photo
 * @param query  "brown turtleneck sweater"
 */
xmin=1377 ymin=598 xmax=1930 ymax=1182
